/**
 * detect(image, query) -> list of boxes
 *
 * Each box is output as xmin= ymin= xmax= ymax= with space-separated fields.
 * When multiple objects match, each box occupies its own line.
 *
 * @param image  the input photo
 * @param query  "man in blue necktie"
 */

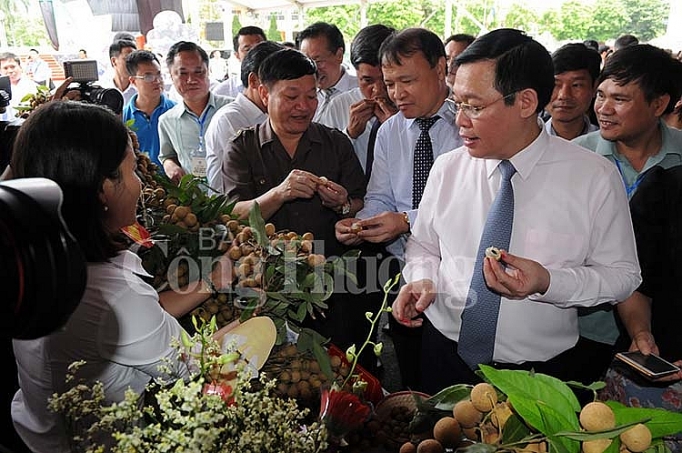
xmin=391 ymin=28 xmax=642 ymax=394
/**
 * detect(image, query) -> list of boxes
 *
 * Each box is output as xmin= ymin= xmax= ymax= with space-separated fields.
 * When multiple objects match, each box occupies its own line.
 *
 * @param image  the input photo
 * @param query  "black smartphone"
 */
xmin=615 ymin=351 xmax=680 ymax=379
xmin=0 ymin=75 xmax=11 ymax=101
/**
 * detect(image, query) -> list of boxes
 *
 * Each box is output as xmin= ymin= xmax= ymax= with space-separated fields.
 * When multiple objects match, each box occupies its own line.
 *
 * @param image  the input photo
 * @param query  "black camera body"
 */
xmin=63 ymin=60 xmax=124 ymax=115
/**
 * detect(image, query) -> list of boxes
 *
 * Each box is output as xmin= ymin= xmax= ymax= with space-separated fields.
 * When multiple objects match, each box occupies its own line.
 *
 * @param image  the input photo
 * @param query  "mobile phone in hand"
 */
xmin=615 ymin=351 xmax=680 ymax=379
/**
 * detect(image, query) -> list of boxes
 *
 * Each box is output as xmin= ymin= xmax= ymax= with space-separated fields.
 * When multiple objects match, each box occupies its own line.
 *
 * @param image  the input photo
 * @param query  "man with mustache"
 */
xmin=573 ymin=44 xmax=682 ymax=385
xmin=544 ymin=43 xmax=600 ymax=140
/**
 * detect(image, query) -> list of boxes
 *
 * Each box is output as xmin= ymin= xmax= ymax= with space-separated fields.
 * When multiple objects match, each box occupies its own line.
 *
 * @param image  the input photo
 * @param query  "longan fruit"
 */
xmin=228 ymin=246 xmax=242 ymax=260
xmin=582 ymin=439 xmax=612 ymax=453
xmin=184 ymin=213 xmax=198 ymax=227
xmin=433 ymin=416 xmax=461 ymax=448
xmin=290 ymin=371 xmax=301 ymax=383
xmin=166 ymin=203 xmax=177 ymax=214
xmin=453 ymin=400 xmax=483 ymax=428
xmin=580 ymin=402 xmax=616 ymax=431
xmin=330 ymin=355 xmax=342 ymax=368
xmin=279 ymin=371 xmax=291 ymax=382
xmin=620 ymin=424 xmax=652 ymax=452
xmin=307 ymin=254 xmax=326 ymax=267
xmin=302 ymin=232 xmax=314 ymax=241
xmin=416 ymin=439 xmax=444 ymax=453
xmin=462 ymin=427 xmax=479 ymax=441
xmin=265 ymin=223 xmax=276 ymax=237
xmin=400 ymin=442 xmax=417 ymax=453
xmin=174 ymin=206 xmax=190 ymax=220
xmin=470 ymin=383 xmax=498 ymax=412
xmin=226 ymin=220 xmax=239 ymax=232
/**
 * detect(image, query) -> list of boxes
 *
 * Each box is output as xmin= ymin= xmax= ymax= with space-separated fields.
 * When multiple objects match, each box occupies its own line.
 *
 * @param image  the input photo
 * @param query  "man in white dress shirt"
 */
xmin=99 ymin=40 xmax=138 ymax=105
xmin=391 ymin=28 xmax=641 ymax=394
xmin=206 ymin=41 xmax=283 ymax=189
xmin=297 ymin=22 xmax=357 ymax=122
xmin=316 ymin=24 xmax=397 ymax=176
xmin=213 ymin=26 xmax=266 ymax=99
xmin=0 ymin=53 xmax=38 ymax=121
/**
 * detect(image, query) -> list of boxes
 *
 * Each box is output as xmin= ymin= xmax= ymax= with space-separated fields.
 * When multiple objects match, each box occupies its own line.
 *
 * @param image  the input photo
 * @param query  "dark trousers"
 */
xmin=564 ymin=336 xmax=617 ymax=385
xmin=307 ymin=243 xmax=390 ymax=374
xmin=420 ymin=317 xmax=584 ymax=395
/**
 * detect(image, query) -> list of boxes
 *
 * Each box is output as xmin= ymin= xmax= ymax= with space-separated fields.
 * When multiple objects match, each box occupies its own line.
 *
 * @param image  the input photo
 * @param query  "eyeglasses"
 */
xmin=133 ymin=74 xmax=164 ymax=83
xmin=446 ymin=92 xmax=517 ymax=119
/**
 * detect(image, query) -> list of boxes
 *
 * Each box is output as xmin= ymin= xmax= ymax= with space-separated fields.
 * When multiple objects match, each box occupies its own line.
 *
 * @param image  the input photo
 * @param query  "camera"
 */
xmin=0 ymin=178 xmax=86 ymax=340
xmin=63 ymin=60 xmax=124 ymax=115
xmin=0 ymin=75 xmax=11 ymax=112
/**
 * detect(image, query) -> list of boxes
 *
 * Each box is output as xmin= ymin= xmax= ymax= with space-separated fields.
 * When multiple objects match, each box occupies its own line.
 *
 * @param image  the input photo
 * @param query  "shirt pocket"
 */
xmin=522 ymin=228 xmax=585 ymax=267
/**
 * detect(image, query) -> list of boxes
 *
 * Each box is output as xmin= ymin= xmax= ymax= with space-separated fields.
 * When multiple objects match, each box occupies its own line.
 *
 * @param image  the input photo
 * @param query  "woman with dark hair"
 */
xmin=9 ymin=101 xmax=231 ymax=453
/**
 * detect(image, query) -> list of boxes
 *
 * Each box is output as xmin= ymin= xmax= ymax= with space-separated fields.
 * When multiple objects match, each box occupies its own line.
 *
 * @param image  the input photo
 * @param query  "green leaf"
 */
xmin=479 ymin=365 xmax=581 ymax=423
xmin=248 ymin=202 xmax=269 ymax=248
xmin=426 ymin=384 xmax=472 ymax=411
xmin=555 ymin=418 xmax=650 ymax=441
xmin=501 ymin=413 xmax=533 ymax=444
xmin=605 ymin=401 xmax=682 ymax=438
xmin=537 ymin=402 xmax=580 ymax=453
xmin=313 ymin=341 xmax=333 ymax=380
xmin=457 ymin=442 xmax=498 ymax=453
xmin=566 ymin=380 xmax=606 ymax=392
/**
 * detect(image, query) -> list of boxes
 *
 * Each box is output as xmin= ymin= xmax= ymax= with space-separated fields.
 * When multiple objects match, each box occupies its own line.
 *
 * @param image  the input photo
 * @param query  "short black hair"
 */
xmin=444 ymin=33 xmax=476 ymax=47
xmin=29 ymin=48 xmax=39 ymax=54
xmin=281 ymin=41 xmax=296 ymax=49
xmin=258 ymin=48 xmax=317 ymax=88
xmin=113 ymin=31 xmax=136 ymax=42
xmin=552 ymin=43 xmax=601 ymax=83
xmin=109 ymin=40 xmax=137 ymax=59
xmin=379 ymin=27 xmax=446 ymax=69
xmin=233 ymin=26 xmax=266 ymax=51
xmin=350 ymin=24 xmax=395 ymax=69
xmin=241 ymin=41 xmax=285 ymax=88
xmin=296 ymin=22 xmax=345 ymax=53
xmin=165 ymin=41 xmax=209 ymax=68
xmin=614 ymin=34 xmax=639 ymax=51
xmin=0 ymin=52 xmax=20 ymax=66
xmin=11 ymin=101 xmax=130 ymax=262
xmin=455 ymin=28 xmax=553 ymax=114
xmin=125 ymin=50 xmax=160 ymax=77
xmin=599 ymin=44 xmax=682 ymax=114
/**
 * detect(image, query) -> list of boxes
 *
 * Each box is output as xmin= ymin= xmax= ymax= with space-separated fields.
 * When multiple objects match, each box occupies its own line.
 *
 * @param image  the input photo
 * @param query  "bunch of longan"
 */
xmin=261 ymin=344 xmax=350 ymax=407
xmin=580 ymin=402 xmax=651 ymax=453
xmin=399 ymin=383 xmax=519 ymax=453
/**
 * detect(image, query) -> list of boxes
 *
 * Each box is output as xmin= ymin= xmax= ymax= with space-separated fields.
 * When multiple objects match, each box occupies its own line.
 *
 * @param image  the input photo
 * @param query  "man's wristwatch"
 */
xmin=401 ymin=211 xmax=410 ymax=232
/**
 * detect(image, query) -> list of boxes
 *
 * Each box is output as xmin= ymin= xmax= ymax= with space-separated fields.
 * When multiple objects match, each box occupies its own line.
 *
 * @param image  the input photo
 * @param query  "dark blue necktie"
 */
xmin=412 ymin=116 xmax=440 ymax=209
xmin=458 ymin=160 xmax=517 ymax=369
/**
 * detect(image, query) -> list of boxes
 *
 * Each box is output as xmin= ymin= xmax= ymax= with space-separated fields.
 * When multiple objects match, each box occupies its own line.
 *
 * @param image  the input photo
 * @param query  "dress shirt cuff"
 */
xmin=528 ymin=268 xmax=566 ymax=305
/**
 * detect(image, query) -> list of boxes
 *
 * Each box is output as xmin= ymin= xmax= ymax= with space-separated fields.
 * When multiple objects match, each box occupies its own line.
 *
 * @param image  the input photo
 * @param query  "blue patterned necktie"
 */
xmin=458 ymin=160 xmax=517 ymax=369
xmin=412 ymin=116 xmax=440 ymax=209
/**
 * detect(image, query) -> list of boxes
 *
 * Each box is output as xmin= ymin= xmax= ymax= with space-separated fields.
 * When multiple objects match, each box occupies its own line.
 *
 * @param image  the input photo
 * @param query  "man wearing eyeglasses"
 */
xmin=123 ymin=50 xmax=176 ymax=170
xmin=158 ymin=41 xmax=232 ymax=184
xmin=390 ymin=28 xmax=640 ymax=394
xmin=298 ymin=22 xmax=357 ymax=122
xmin=335 ymin=28 xmax=461 ymax=391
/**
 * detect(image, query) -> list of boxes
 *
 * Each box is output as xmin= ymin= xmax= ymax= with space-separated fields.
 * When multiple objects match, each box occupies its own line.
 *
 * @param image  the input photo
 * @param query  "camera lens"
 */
xmin=0 ymin=179 xmax=86 ymax=339
xmin=87 ymin=87 xmax=124 ymax=115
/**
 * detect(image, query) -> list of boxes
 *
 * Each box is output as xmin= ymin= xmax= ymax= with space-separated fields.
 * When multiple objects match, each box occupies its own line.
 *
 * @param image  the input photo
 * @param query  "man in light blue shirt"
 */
xmin=158 ymin=41 xmax=231 ymax=184
xmin=573 ymin=44 xmax=682 ymax=384
xmin=335 ymin=28 xmax=462 ymax=391
xmin=123 ymin=50 xmax=176 ymax=171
